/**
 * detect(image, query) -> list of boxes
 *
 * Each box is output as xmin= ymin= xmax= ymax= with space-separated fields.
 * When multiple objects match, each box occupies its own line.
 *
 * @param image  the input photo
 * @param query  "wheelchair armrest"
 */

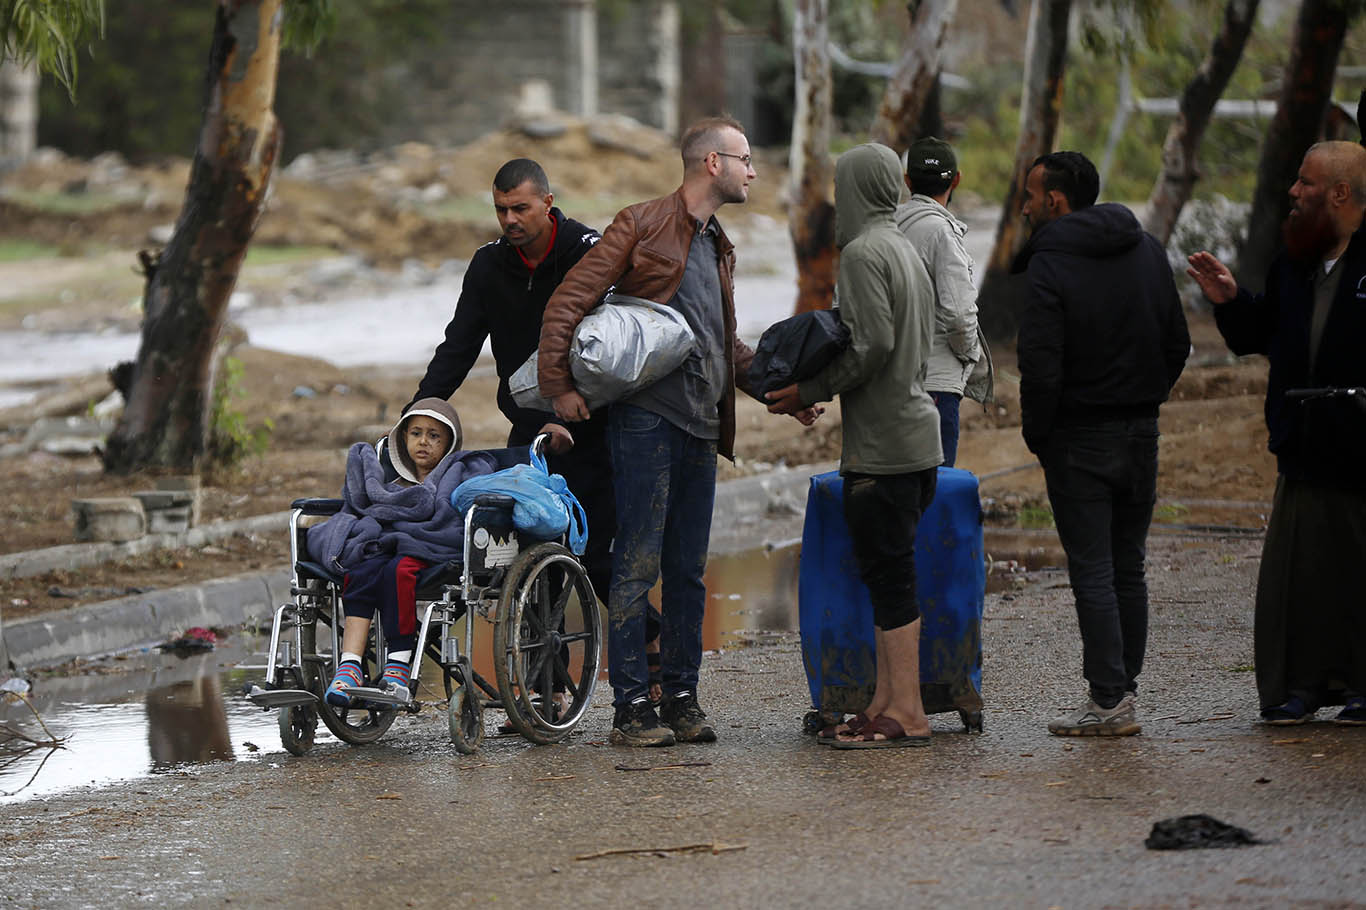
xmin=291 ymin=498 xmax=344 ymax=516
xmin=472 ymin=493 xmax=517 ymax=510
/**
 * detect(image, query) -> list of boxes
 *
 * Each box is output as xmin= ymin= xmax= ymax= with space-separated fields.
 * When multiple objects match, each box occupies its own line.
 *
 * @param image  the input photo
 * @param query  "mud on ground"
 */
xmin=0 ymin=129 xmax=1280 ymax=626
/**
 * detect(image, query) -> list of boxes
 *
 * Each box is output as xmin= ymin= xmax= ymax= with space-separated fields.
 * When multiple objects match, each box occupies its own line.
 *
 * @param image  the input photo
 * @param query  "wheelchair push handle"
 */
xmin=1284 ymin=386 xmax=1366 ymax=403
xmin=531 ymin=432 xmax=551 ymax=461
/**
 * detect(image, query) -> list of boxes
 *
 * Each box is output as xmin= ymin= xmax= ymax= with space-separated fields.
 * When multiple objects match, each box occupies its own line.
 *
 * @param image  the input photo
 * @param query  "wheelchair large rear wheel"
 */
xmin=299 ymin=616 xmax=398 ymax=745
xmin=493 ymin=542 xmax=600 ymax=744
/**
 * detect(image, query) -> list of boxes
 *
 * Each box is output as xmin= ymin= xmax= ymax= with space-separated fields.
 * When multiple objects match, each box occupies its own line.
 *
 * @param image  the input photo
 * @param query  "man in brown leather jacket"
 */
xmin=538 ymin=116 xmax=818 ymax=746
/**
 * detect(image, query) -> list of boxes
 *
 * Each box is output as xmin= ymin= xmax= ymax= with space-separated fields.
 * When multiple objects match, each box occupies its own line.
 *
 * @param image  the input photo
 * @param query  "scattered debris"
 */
xmin=613 ymin=761 xmax=713 ymax=772
xmin=0 ymin=691 xmax=67 ymax=797
xmin=1144 ymin=814 xmax=1265 ymax=850
xmin=156 ymin=626 xmax=218 ymax=656
xmin=574 ymin=841 xmax=747 ymax=861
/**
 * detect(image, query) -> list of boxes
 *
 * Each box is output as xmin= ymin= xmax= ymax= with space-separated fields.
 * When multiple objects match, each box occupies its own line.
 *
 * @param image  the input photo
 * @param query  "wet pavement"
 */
xmin=0 ymin=546 xmax=801 ymax=805
xmin=2 ymin=534 xmax=1363 ymax=908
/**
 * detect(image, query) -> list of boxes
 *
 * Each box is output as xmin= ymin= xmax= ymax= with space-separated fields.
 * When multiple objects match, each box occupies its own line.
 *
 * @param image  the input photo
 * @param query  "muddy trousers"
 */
xmin=1041 ymin=418 xmax=1158 ymax=708
xmin=606 ymin=404 xmax=716 ymax=708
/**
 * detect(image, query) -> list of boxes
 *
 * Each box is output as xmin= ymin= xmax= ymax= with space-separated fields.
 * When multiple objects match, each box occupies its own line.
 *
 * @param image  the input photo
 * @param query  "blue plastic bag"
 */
xmin=451 ymin=448 xmax=588 ymax=554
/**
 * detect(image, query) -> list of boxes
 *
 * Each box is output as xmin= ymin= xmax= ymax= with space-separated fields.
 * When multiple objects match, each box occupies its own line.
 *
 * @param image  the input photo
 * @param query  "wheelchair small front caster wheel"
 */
xmin=448 ymin=682 xmax=485 ymax=754
xmin=279 ymin=704 xmax=318 ymax=756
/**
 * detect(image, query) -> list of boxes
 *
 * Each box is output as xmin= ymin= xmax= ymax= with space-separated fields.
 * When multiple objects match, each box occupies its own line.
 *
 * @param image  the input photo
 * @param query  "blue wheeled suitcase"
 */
xmin=798 ymin=467 xmax=985 ymax=732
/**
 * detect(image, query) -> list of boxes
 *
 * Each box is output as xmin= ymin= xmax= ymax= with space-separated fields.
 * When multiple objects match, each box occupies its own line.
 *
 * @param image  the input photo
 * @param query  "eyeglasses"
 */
xmin=714 ymin=152 xmax=752 ymax=166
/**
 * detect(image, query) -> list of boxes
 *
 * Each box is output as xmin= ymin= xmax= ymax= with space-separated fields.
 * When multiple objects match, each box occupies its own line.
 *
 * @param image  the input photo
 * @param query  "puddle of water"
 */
xmin=702 ymin=543 xmax=801 ymax=649
xmin=0 ymin=638 xmax=315 ymax=804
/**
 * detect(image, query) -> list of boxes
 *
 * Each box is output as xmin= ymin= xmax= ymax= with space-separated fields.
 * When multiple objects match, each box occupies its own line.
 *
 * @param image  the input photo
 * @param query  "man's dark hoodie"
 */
xmin=1013 ymin=202 xmax=1190 ymax=454
xmin=412 ymin=207 xmax=600 ymax=441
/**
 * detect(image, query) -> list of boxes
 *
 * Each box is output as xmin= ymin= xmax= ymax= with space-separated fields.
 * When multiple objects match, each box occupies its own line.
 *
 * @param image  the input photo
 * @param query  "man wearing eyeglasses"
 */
xmin=538 ymin=116 xmax=819 ymax=747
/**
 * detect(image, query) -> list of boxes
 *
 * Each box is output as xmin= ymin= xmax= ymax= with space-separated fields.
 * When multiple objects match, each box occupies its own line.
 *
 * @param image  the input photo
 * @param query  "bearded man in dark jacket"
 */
xmin=1014 ymin=151 xmax=1190 ymax=737
xmin=409 ymin=159 xmax=615 ymax=600
xmin=1188 ymin=140 xmax=1366 ymax=726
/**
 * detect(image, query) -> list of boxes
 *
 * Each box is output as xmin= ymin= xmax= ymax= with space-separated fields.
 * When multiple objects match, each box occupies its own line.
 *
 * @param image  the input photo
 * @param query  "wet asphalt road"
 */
xmin=2 ymin=534 xmax=1363 ymax=909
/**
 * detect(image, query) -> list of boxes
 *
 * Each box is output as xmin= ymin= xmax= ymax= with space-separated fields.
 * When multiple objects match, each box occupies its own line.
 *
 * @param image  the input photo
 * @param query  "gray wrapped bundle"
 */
xmin=510 ymin=293 xmax=696 ymax=412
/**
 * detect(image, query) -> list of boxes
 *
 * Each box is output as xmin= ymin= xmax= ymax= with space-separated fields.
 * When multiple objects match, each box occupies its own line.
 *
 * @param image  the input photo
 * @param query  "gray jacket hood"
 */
xmin=386 ymin=397 xmax=463 ymax=484
xmin=894 ymin=194 xmax=967 ymax=238
xmin=835 ymin=143 xmax=903 ymax=249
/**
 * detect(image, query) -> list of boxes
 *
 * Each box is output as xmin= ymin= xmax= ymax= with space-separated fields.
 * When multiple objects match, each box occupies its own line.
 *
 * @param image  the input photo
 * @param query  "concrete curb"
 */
xmin=2 ymin=464 xmax=836 ymax=671
xmin=5 ymin=569 xmax=293 ymax=670
xmin=0 ymin=511 xmax=291 ymax=581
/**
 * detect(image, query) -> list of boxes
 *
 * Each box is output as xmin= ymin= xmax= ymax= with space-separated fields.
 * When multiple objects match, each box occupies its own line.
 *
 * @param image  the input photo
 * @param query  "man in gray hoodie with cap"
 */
xmin=895 ymin=136 xmax=992 ymax=466
xmin=768 ymin=143 xmax=942 ymax=748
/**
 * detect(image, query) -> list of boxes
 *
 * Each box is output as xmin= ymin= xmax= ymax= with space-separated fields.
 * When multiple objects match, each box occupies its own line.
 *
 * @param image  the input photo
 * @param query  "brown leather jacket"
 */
xmin=537 ymin=188 xmax=757 ymax=460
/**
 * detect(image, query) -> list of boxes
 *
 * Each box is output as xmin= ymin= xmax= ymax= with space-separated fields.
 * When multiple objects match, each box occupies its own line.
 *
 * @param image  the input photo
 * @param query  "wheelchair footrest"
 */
xmin=247 ymin=686 xmax=319 ymax=709
xmin=347 ymin=685 xmax=412 ymax=708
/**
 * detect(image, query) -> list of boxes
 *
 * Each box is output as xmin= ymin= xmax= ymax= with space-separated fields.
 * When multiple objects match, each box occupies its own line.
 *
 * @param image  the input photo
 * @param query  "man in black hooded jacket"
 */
xmin=1014 ymin=151 xmax=1190 ymax=737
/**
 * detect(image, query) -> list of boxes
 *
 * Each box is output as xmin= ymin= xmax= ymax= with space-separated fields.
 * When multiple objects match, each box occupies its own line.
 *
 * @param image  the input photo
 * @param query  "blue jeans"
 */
xmin=929 ymin=391 xmax=961 ymax=468
xmin=607 ymin=404 xmax=717 ymax=707
xmin=1041 ymin=418 xmax=1158 ymax=707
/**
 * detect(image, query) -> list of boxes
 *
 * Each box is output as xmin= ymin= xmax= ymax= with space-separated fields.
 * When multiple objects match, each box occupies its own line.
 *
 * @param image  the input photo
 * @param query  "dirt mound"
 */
xmin=0 ymin=117 xmax=778 ymax=268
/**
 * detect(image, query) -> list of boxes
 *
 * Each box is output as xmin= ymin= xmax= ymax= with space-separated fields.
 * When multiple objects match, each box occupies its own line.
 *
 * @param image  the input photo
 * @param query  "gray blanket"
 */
xmin=305 ymin=443 xmax=499 ymax=573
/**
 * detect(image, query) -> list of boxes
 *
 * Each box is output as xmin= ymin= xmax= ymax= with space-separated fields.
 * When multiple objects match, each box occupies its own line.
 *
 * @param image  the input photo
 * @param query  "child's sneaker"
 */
xmin=1048 ymin=694 xmax=1141 ymax=736
xmin=326 ymin=660 xmax=364 ymax=708
xmin=378 ymin=659 xmax=412 ymax=704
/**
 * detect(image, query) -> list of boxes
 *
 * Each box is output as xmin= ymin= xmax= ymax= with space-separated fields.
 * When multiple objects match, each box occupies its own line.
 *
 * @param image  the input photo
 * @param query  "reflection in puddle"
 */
xmin=146 ymin=676 xmax=235 ymax=769
xmin=703 ymin=543 xmax=801 ymax=650
xmin=0 ymin=644 xmax=307 ymax=804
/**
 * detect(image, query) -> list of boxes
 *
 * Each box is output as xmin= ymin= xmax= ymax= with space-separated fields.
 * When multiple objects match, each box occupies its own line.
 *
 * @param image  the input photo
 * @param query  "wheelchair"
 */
xmin=247 ymin=435 xmax=602 ymax=755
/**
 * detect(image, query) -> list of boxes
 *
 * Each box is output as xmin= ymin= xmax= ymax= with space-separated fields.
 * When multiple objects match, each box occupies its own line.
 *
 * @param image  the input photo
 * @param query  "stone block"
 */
xmin=71 ymin=497 xmax=145 ymax=543
xmin=145 ymin=505 xmax=193 ymax=535
xmin=153 ymin=475 xmax=201 ymax=526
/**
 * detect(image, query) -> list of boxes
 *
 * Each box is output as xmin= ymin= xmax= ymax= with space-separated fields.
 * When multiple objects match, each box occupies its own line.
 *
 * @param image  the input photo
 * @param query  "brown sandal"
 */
xmin=817 ymin=711 xmax=871 ymax=745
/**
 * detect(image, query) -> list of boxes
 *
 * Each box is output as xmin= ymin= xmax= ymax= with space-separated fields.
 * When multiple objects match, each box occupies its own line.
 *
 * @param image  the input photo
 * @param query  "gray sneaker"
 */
xmin=1048 ymin=694 xmax=1141 ymax=736
xmin=610 ymin=701 xmax=676 ymax=747
xmin=660 ymin=691 xmax=718 ymax=743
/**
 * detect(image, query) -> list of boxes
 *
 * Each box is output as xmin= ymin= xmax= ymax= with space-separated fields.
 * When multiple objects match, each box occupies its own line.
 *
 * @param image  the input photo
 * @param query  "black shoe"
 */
xmin=660 ymin=691 xmax=718 ymax=743
xmin=610 ymin=701 xmax=675 ymax=747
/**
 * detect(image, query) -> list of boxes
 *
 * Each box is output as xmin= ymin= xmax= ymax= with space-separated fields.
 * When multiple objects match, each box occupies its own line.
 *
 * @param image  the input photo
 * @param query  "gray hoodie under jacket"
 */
xmin=894 ymin=194 xmax=994 ymax=404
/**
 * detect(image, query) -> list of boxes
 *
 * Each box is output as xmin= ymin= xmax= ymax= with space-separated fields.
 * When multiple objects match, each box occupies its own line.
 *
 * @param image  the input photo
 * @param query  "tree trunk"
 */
xmin=869 ymin=0 xmax=959 ymax=153
xmin=0 ymin=59 xmax=39 ymax=169
xmin=975 ymin=0 xmax=1071 ymax=345
xmin=1235 ymin=0 xmax=1350 ymax=292
xmin=1142 ymin=0 xmax=1260 ymax=248
xmin=103 ymin=0 xmax=283 ymax=474
xmin=789 ymin=0 xmax=836 ymax=315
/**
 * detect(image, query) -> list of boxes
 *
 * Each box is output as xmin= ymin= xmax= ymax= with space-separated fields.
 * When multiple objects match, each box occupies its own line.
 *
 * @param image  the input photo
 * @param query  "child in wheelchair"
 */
xmin=304 ymin=397 xmax=491 ymax=707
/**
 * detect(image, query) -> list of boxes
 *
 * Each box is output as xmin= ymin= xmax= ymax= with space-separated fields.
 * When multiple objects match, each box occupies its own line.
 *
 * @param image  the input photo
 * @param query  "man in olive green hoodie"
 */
xmin=768 ymin=142 xmax=943 ymax=748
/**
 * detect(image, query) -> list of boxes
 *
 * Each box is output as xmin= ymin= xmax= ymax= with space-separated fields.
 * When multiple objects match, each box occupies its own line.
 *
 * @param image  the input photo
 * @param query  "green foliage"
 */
xmin=0 ymin=239 xmax=59 ymax=261
xmin=281 ymin=0 xmax=334 ymax=54
xmin=208 ymin=356 xmax=272 ymax=467
xmin=0 ymin=0 xmax=104 ymax=96
xmin=1018 ymin=504 xmax=1055 ymax=530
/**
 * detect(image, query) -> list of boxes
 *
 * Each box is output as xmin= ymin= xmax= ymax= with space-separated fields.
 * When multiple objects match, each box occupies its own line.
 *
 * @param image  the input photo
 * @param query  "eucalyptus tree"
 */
xmin=1236 ymin=0 xmax=1362 ymax=291
xmin=98 ymin=0 xmax=331 ymax=474
xmin=1142 ymin=0 xmax=1261 ymax=248
xmin=790 ymin=0 xmax=836 ymax=314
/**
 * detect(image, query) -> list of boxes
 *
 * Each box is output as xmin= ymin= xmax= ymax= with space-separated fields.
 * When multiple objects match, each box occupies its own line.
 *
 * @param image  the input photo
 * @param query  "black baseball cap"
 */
xmin=905 ymin=137 xmax=957 ymax=180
